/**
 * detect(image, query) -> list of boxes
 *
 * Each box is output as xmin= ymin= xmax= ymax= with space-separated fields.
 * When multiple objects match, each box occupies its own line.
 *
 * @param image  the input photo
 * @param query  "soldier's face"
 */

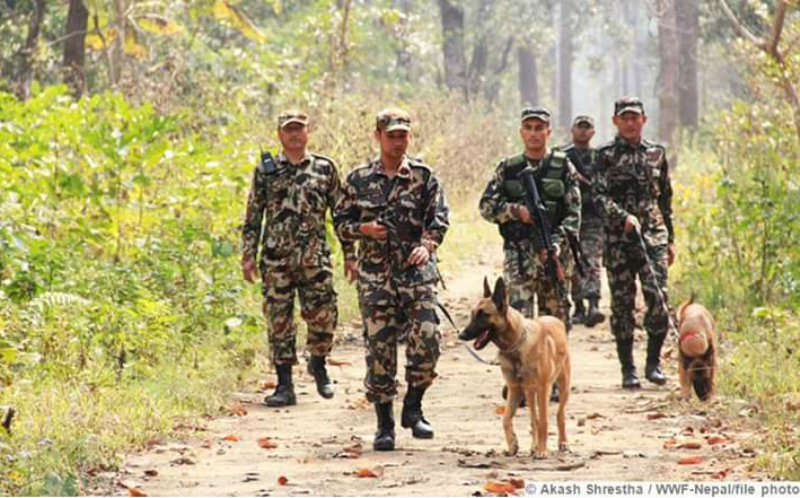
xmin=519 ymin=119 xmax=551 ymax=152
xmin=375 ymin=129 xmax=410 ymax=161
xmin=571 ymin=124 xmax=595 ymax=145
xmin=278 ymin=123 xmax=309 ymax=151
xmin=613 ymin=112 xmax=647 ymax=141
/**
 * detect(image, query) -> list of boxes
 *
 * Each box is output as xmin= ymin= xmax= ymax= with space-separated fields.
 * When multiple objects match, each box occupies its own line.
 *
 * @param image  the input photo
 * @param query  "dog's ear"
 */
xmin=483 ymin=276 xmax=492 ymax=298
xmin=492 ymin=276 xmax=508 ymax=314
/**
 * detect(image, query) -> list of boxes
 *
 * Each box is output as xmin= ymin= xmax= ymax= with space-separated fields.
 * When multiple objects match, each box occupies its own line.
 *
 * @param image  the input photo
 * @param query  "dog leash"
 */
xmin=435 ymin=299 xmax=500 ymax=366
xmin=634 ymin=227 xmax=679 ymax=342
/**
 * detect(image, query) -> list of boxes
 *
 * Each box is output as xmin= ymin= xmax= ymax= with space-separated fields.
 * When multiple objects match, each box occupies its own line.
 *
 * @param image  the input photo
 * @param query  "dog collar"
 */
xmin=502 ymin=324 xmax=529 ymax=354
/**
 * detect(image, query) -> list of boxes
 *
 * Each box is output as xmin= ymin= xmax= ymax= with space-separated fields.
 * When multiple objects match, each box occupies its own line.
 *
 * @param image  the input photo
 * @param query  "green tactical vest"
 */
xmin=501 ymin=150 xmax=567 ymax=235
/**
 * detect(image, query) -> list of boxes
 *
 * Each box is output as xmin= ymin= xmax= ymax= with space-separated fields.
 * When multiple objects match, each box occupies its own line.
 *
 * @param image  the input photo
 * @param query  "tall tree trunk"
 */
xmin=517 ymin=45 xmax=538 ymax=107
xmin=63 ymin=0 xmax=89 ymax=97
xmin=110 ymin=0 xmax=126 ymax=87
xmin=466 ymin=0 xmax=492 ymax=100
xmin=392 ymin=0 xmax=413 ymax=81
xmin=437 ymin=0 xmax=467 ymax=98
xmin=676 ymin=0 xmax=699 ymax=128
xmin=557 ymin=1 xmax=573 ymax=129
xmin=657 ymin=0 xmax=680 ymax=146
xmin=17 ymin=0 xmax=46 ymax=100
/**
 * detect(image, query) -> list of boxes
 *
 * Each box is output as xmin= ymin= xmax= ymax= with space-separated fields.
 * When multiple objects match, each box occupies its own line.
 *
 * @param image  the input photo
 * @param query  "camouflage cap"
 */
xmin=376 ymin=108 xmax=412 ymax=132
xmin=573 ymin=115 xmax=595 ymax=127
xmin=520 ymin=107 xmax=551 ymax=124
xmin=614 ymin=97 xmax=645 ymax=116
xmin=277 ymin=110 xmax=309 ymax=128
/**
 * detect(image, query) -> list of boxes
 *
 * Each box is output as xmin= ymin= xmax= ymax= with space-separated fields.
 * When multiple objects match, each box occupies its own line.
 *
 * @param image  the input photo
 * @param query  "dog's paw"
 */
xmin=532 ymin=449 xmax=548 ymax=460
xmin=505 ymin=440 xmax=519 ymax=456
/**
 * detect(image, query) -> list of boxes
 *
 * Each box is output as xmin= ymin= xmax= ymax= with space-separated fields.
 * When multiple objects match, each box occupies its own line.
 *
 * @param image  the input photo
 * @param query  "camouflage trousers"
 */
xmin=503 ymin=241 xmax=572 ymax=326
xmin=261 ymin=262 xmax=338 ymax=366
xmin=605 ymin=241 xmax=673 ymax=340
xmin=571 ymin=216 xmax=604 ymax=302
xmin=360 ymin=284 xmax=441 ymax=403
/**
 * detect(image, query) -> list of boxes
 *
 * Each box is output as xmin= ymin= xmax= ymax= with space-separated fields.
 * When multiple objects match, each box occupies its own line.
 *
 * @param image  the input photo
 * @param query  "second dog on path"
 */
xmin=459 ymin=277 xmax=571 ymax=459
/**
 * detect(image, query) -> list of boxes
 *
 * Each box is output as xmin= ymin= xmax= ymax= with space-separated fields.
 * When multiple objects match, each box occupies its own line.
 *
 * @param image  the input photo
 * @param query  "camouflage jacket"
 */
xmin=560 ymin=143 xmax=600 ymax=219
xmin=479 ymin=150 xmax=581 ymax=251
xmin=241 ymin=152 xmax=355 ymax=267
xmin=334 ymin=156 xmax=449 ymax=302
xmin=593 ymin=136 xmax=674 ymax=247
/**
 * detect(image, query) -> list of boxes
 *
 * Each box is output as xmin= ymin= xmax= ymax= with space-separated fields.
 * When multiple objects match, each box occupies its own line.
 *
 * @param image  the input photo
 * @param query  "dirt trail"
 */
xmin=114 ymin=249 xmax=761 ymax=496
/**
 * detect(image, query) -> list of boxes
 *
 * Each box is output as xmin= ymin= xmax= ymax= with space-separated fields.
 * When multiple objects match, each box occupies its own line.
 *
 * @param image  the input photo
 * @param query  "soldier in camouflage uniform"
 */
xmin=334 ymin=109 xmax=449 ymax=452
xmin=560 ymin=115 xmax=606 ymax=328
xmin=241 ymin=110 xmax=355 ymax=407
xmin=480 ymin=107 xmax=581 ymax=403
xmin=594 ymin=97 xmax=675 ymax=389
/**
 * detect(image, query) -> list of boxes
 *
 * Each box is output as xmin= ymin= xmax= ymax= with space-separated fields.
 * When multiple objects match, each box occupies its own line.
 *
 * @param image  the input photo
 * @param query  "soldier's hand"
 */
xmin=667 ymin=244 xmax=676 ymax=267
xmin=407 ymin=245 xmax=430 ymax=266
xmin=537 ymin=249 xmax=548 ymax=264
xmin=344 ymin=259 xmax=358 ymax=283
xmin=518 ymin=205 xmax=533 ymax=224
xmin=624 ymin=215 xmax=641 ymax=234
xmin=359 ymin=222 xmax=388 ymax=240
xmin=242 ymin=257 xmax=258 ymax=283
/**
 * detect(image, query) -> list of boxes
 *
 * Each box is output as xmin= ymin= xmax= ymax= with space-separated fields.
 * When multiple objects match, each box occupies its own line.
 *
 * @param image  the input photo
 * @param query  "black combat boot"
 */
xmin=572 ymin=300 xmax=586 ymax=325
xmin=585 ymin=298 xmax=606 ymax=328
xmin=550 ymin=384 xmax=560 ymax=403
xmin=401 ymin=386 xmax=434 ymax=439
xmin=616 ymin=337 xmax=641 ymax=389
xmin=307 ymin=355 xmax=334 ymax=399
xmin=645 ymin=333 xmax=668 ymax=386
xmin=373 ymin=402 xmax=395 ymax=451
xmin=265 ymin=364 xmax=297 ymax=407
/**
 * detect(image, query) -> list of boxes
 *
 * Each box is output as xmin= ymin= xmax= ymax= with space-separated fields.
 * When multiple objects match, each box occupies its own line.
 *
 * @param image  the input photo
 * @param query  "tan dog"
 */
xmin=459 ymin=276 xmax=571 ymax=458
xmin=676 ymin=298 xmax=716 ymax=401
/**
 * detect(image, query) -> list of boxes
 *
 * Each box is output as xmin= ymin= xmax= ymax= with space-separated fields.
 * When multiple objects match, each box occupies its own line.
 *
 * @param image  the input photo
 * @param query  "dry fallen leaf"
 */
xmin=647 ymin=412 xmax=668 ymax=420
xmin=262 ymin=381 xmax=277 ymax=390
xmin=223 ymin=434 xmax=241 ymax=442
xmin=129 ymin=488 xmax=148 ymax=497
xmin=258 ymin=437 xmax=278 ymax=449
xmin=706 ymin=436 xmax=729 ymax=446
xmin=483 ymin=481 xmax=517 ymax=494
xmin=229 ymin=402 xmax=248 ymax=417
xmin=201 ymin=438 xmax=212 ymax=449
xmin=327 ymin=359 xmax=352 ymax=367
xmin=677 ymin=441 xmax=703 ymax=450
xmin=277 ymin=476 xmax=289 ymax=486
xmin=586 ymin=412 xmax=604 ymax=420
xmin=509 ymin=478 xmax=525 ymax=489
xmin=144 ymin=469 xmax=158 ymax=477
xmin=677 ymin=456 xmax=703 ymax=465
xmin=663 ymin=438 xmax=677 ymax=449
xmin=356 ymin=467 xmax=384 ymax=478
xmin=495 ymin=406 xmax=506 ymax=415
xmin=712 ymin=469 xmax=731 ymax=480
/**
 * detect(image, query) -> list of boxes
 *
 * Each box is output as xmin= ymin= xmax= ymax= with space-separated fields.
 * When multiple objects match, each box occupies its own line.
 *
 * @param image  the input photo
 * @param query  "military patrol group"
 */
xmin=241 ymin=97 xmax=675 ymax=452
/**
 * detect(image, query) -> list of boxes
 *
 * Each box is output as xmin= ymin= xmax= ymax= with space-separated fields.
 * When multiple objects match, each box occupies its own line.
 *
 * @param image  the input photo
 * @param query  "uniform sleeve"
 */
xmin=553 ymin=160 xmax=581 ymax=247
xmin=479 ymin=163 xmax=524 ymax=224
xmin=421 ymin=172 xmax=450 ymax=253
xmin=327 ymin=162 xmax=357 ymax=260
xmin=333 ymin=172 xmax=364 ymax=242
xmin=659 ymin=154 xmax=675 ymax=244
xmin=593 ymin=149 xmax=631 ymax=224
xmin=241 ymin=166 xmax=267 ymax=262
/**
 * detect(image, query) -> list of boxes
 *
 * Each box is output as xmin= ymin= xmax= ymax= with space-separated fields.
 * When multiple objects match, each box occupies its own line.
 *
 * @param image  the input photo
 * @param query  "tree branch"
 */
xmin=767 ymin=0 xmax=788 ymax=57
xmin=717 ymin=0 xmax=766 ymax=50
xmin=495 ymin=36 xmax=514 ymax=74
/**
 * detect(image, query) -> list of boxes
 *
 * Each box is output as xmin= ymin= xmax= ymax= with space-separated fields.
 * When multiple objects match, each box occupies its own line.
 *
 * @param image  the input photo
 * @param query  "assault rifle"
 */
xmin=519 ymin=169 xmax=569 ymax=304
